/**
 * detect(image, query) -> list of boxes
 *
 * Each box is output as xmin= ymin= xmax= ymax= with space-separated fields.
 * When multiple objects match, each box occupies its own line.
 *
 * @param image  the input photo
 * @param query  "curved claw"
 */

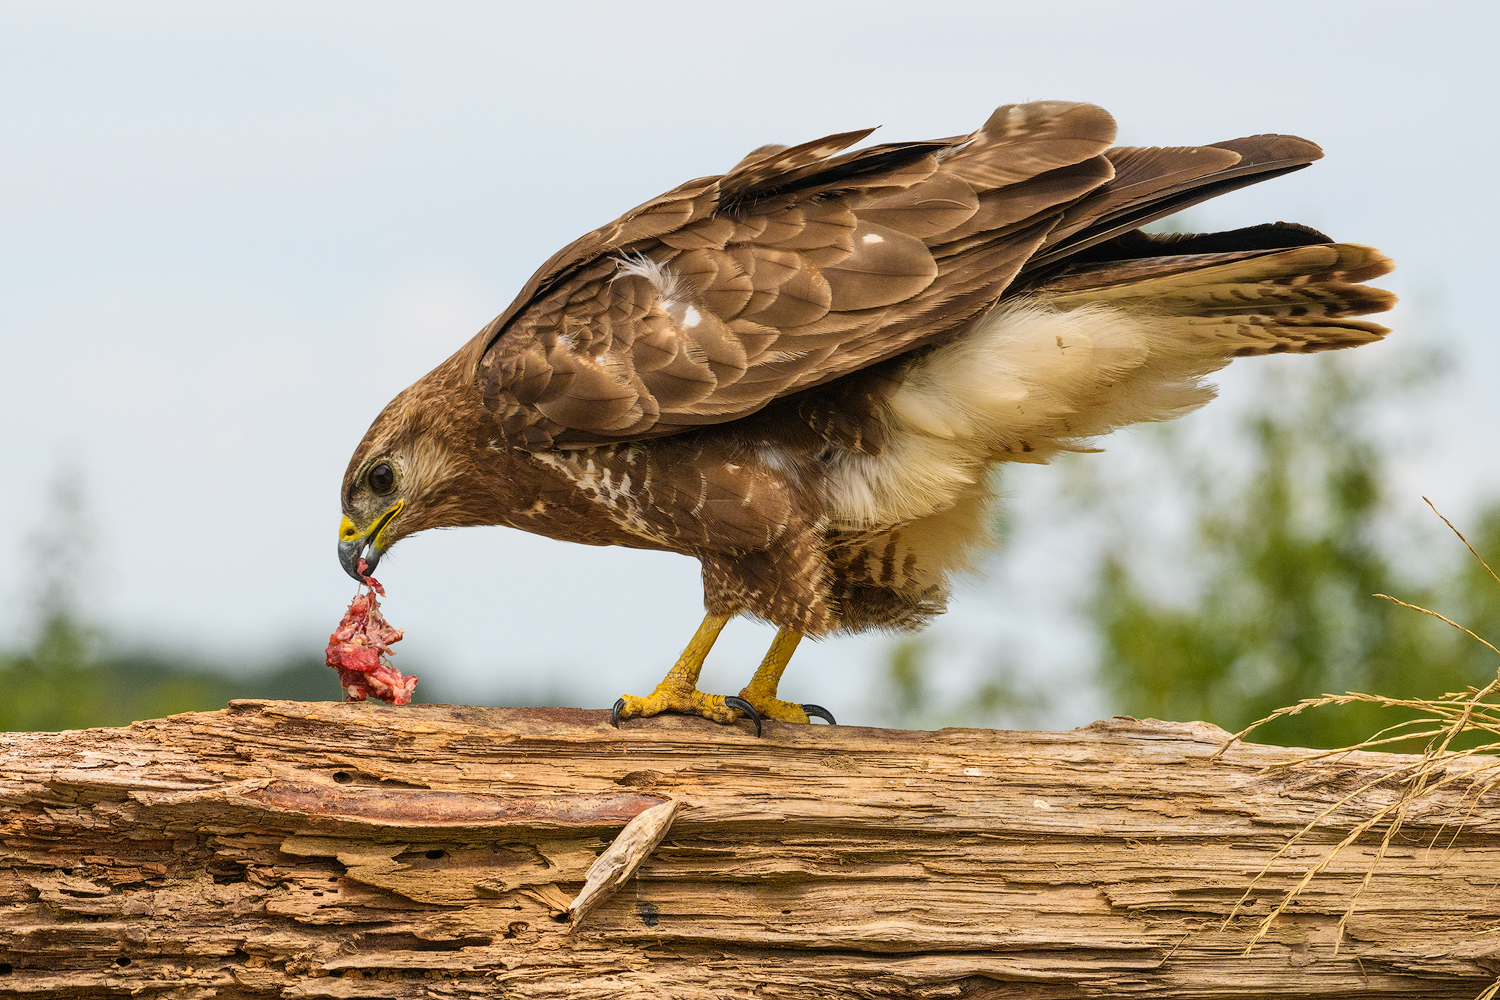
xmin=722 ymin=695 xmax=763 ymax=737
xmin=611 ymin=697 xmax=626 ymax=729
xmin=801 ymin=704 xmax=837 ymax=725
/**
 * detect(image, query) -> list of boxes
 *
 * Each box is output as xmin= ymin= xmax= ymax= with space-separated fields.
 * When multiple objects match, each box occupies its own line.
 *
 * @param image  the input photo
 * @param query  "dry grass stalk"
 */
xmin=1212 ymin=499 xmax=1500 ymax=976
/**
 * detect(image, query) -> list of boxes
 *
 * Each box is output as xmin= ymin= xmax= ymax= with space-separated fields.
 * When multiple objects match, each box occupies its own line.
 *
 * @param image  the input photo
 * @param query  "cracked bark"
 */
xmin=0 ymin=700 xmax=1496 ymax=998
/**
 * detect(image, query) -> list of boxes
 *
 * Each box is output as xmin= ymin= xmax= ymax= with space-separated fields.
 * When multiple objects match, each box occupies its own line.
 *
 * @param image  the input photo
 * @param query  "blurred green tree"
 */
xmin=873 ymin=635 xmax=1046 ymax=731
xmin=870 ymin=347 xmax=1500 ymax=745
xmin=1094 ymin=355 xmax=1500 ymax=748
xmin=2 ymin=467 xmax=590 ymax=732
xmin=0 ymin=468 xmax=346 ymax=731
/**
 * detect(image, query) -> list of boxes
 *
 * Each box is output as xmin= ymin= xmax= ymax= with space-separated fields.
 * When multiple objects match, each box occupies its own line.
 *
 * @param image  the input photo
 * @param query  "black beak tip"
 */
xmin=338 ymin=538 xmax=368 ymax=583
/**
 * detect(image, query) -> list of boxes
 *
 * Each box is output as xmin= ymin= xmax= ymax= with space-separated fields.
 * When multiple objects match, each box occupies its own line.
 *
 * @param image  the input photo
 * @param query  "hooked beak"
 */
xmin=337 ymin=503 xmax=402 ymax=583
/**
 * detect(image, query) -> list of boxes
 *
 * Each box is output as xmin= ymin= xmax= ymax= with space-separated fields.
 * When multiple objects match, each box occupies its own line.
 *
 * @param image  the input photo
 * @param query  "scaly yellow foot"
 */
xmin=611 ymin=613 xmax=761 ymax=733
xmin=737 ymin=629 xmax=837 ymax=726
xmin=612 ymin=685 xmax=749 ymax=726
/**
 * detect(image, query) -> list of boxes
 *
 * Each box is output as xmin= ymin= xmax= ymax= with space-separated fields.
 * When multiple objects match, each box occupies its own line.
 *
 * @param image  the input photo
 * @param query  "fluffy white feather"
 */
xmin=612 ymin=253 xmax=685 ymax=307
xmin=825 ymin=299 xmax=1230 ymax=532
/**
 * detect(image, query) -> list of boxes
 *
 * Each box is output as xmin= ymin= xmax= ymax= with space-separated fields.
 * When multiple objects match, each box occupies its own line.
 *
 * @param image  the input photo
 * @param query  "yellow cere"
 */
xmin=339 ymin=502 xmax=404 ymax=546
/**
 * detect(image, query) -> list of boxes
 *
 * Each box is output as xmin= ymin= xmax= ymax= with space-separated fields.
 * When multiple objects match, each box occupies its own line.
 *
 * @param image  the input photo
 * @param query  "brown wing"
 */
xmin=471 ymin=102 xmax=1319 ymax=450
xmin=473 ymin=101 xmax=1121 ymax=449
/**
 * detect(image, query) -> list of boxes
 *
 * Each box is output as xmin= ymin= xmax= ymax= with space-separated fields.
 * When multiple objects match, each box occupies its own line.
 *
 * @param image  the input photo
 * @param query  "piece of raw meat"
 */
xmin=324 ymin=559 xmax=417 ymax=704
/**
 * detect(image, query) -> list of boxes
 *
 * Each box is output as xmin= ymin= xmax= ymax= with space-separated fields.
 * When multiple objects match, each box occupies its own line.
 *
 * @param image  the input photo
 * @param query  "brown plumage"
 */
xmin=337 ymin=101 xmax=1394 ymax=730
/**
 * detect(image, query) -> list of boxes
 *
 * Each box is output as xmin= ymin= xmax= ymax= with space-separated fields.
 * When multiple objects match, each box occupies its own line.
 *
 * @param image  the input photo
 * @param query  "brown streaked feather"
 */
xmin=1062 ymin=221 xmax=1334 ymax=266
xmin=1031 ymin=135 xmax=1324 ymax=265
xmin=1039 ymin=243 xmax=1395 ymax=302
xmin=930 ymin=155 xmax=1115 ymax=253
xmin=1034 ymin=243 xmax=1396 ymax=354
xmin=719 ymin=127 xmax=877 ymax=200
xmin=726 ymin=141 xmax=953 ymax=206
xmin=821 ymin=221 xmax=939 ymax=310
xmin=1055 ymin=144 xmax=1244 ymax=234
xmin=939 ymin=101 xmax=1118 ymax=189
xmin=727 ymin=144 xmax=789 ymax=172
xmin=475 ymin=175 xmax=721 ymax=346
xmin=478 ymin=103 xmax=1125 ymax=450
xmin=857 ymin=172 xmax=980 ymax=237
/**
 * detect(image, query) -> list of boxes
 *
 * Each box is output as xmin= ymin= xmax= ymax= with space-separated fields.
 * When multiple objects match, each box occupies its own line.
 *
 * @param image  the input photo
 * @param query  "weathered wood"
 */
xmin=0 ymin=700 xmax=1496 ymax=998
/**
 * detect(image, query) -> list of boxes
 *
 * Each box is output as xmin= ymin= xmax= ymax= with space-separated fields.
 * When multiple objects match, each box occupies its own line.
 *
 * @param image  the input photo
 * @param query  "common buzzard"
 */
xmin=338 ymin=101 xmax=1393 ymax=732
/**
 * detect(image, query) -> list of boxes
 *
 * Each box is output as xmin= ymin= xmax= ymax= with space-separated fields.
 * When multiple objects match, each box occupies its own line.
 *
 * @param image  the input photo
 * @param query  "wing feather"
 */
xmin=470 ymin=103 xmax=1381 ymax=451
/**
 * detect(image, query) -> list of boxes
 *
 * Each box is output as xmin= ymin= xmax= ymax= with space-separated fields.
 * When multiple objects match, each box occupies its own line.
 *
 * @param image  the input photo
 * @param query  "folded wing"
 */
xmin=471 ymin=102 xmax=1379 ymax=451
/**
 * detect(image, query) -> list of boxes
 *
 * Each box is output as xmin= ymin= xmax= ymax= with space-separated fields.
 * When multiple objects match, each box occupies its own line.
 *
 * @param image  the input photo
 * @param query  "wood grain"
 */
xmin=0 ymin=700 xmax=1495 ymax=998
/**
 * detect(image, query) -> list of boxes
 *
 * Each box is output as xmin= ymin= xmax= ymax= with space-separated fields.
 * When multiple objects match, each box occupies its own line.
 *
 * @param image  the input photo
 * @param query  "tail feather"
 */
xmin=823 ymin=240 xmax=1396 ymax=530
xmin=1034 ymin=242 xmax=1395 ymax=355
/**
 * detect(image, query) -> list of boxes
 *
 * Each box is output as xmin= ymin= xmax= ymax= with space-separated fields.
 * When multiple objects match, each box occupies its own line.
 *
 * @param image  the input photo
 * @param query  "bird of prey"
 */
xmin=338 ymin=101 xmax=1393 ymax=733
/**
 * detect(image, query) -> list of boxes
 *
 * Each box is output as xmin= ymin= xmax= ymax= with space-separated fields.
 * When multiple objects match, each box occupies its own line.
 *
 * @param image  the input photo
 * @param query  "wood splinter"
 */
xmin=566 ymin=797 xmax=680 ymax=929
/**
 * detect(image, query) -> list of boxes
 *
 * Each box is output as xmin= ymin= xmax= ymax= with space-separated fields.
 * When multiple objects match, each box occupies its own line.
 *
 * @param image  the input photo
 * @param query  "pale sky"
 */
xmin=3 ymin=2 xmax=1496 ymax=725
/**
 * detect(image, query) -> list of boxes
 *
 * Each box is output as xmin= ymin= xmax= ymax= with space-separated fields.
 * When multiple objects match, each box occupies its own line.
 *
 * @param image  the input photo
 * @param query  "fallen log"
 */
xmin=0 ymin=700 xmax=1496 ymax=998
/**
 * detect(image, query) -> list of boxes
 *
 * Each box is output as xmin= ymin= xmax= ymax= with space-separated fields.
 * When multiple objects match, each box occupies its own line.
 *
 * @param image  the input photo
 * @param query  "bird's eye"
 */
xmin=368 ymin=462 xmax=395 ymax=495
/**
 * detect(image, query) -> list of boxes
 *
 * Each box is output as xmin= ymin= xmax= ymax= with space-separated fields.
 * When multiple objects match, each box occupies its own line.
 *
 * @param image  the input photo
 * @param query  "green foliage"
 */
xmin=1094 ymin=356 xmax=1500 ymax=748
xmin=0 ymin=466 xmax=352 ymax=732
xmin=872 ymin=636 xmax=1045 ymax=730
xmin=3 ymin=465 xmax=571 ymax=732
xmin=0 ymin=624 xmax=341 ymax=733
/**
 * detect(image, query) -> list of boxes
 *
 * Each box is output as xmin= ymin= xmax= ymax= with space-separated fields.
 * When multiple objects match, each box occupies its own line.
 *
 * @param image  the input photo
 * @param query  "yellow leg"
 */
xmin=613 ymin=613 xmax=751 ymax=726
xmin=738 ymin=628 xmax=834 ymax=725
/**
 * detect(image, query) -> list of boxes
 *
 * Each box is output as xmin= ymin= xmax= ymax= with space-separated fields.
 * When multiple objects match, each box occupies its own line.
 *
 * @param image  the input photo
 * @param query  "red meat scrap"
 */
xmin=325 ymin=561 xmax=417 ymax=704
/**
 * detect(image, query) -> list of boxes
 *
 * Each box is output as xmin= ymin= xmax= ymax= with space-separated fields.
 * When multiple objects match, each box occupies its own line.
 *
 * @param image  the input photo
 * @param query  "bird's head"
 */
xmin=338 ymin=441 xmax=412 ymax=584
xmin=337 ymin=362 xmax=485 ymax=583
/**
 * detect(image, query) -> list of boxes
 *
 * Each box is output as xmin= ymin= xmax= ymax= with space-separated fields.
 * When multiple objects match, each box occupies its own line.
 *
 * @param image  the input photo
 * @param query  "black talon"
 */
xmin=802 ymin=704 xmax=837 ymax=725
xmin=722 ymin=696 xmax=762 ymax=737
xmin=611 ymin=697 xmax=626 ymax=729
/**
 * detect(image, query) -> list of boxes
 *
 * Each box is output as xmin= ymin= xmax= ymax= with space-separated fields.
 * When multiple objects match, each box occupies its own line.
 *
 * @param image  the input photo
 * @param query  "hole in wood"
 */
xmin=425 ymin=850 xmax=446 ymax=860
xmin=0 ymin=964 xmax=11 ymax=975
xmin=332 ymin=771 xmax=353 ymax=784
xmin=114 ymin=957 xmax=131 ymax=968
xmin=360 ymin=933 xmax=491 ymax=952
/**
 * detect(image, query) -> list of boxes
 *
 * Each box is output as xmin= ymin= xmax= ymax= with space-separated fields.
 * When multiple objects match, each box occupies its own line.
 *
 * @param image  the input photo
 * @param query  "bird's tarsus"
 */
xmin=723 ymin=696 xmax=763 ymax=737
xmin=802 ymin=704 xmax=837 ymax=725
